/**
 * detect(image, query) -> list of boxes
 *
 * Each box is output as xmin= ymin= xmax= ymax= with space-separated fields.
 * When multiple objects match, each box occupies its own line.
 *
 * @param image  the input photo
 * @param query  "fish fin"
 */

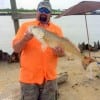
xmin=64 ymin=52 xmax=75 ymax=61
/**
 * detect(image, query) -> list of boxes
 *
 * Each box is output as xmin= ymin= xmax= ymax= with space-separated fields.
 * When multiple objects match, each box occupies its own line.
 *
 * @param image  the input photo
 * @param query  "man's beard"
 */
xmin=39 ymin=14 xmax=48 ymax=23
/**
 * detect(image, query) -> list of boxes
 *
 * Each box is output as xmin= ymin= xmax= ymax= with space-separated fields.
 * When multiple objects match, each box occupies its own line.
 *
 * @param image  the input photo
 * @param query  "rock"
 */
xmin=57 ymin=72 xmax=68 ymax=85
xmin=8 ymin=52 xmax=19 ymax=63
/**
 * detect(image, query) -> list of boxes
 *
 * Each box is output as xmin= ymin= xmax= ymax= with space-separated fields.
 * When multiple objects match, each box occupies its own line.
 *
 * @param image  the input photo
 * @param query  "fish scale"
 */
xmin=29 ymin=26 xmax=95 ymax=69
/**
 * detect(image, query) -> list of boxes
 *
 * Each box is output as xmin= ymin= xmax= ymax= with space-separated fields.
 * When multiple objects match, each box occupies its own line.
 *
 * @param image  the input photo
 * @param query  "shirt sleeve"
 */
xmin=51 ymin=23 xmax=64 ymax=37
xmin=55 ymin=26 xmax=63 ymax=37
xmin=12 ymin=23 xmax=27 ymax=46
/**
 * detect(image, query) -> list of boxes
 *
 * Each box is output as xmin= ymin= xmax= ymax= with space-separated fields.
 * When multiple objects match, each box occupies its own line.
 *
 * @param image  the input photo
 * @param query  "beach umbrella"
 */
xmin=56 ymin=1 xmax=100 ymax=57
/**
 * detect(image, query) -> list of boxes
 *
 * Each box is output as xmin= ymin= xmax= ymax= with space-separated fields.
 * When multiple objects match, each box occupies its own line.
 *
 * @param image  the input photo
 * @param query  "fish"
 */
xmin=29 ymin=26 xmax=95 ymax=69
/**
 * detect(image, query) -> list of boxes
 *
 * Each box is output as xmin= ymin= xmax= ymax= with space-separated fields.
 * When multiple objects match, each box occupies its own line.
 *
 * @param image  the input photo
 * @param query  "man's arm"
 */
xmin=13 ymin=32 xmax=33 ymax=53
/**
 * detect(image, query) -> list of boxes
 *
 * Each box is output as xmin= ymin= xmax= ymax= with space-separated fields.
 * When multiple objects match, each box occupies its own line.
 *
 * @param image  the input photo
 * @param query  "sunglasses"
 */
xmin=38 ymin=7 xmax=51 ymax=14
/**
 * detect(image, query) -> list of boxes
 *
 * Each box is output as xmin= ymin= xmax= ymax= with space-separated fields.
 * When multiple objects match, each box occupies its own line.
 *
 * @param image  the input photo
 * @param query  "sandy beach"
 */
xmin=0 ymin=51 xmax=100 ymax=100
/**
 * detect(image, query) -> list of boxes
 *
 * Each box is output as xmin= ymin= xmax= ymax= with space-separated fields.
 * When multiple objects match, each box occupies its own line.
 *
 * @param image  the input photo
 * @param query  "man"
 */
xmin=12 ymin=1 xmax=64 ymax=100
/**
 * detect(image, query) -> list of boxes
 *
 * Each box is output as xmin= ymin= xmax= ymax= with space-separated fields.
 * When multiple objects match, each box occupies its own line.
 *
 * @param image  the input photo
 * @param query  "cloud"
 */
xmin=0 ymin=0 xmax=100 ymax=9
xmin=0 ymin=0 xmax=10 ymax=9
xmin=16 ymin=0 xmax=41 ymax=9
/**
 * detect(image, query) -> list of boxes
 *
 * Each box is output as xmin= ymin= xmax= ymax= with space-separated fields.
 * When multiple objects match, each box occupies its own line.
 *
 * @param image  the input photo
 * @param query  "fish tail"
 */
xmin=81 ymin=56 xmax=96 ymax=70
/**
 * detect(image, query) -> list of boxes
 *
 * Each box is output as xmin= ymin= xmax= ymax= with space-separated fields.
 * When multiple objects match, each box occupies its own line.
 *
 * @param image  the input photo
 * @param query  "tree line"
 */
xmin=0 ymin=8 xmax=62 ymax=15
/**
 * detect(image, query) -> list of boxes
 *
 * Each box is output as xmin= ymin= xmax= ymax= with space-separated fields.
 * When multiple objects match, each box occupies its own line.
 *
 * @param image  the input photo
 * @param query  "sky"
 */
xmin=0 ymin=0 xmax=100 ymax=10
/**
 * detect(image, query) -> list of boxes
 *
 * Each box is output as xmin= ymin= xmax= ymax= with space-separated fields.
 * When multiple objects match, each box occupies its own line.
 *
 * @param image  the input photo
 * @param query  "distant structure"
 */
xmin=44 ymin=0 xmax=49 ymax=1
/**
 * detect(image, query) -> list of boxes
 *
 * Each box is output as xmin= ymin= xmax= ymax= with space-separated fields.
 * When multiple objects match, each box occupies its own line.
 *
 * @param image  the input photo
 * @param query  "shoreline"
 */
xmin=0 ymin=51 xmax=100 ymax=100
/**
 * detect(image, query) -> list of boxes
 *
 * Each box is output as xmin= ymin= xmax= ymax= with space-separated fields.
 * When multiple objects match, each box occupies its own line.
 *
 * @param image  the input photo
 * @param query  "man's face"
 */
xmin=36 ymin=7 xmax=51 ymax=24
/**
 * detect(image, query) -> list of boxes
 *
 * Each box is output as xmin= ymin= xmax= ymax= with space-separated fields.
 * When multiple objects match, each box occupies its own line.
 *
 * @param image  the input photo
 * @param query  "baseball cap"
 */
xmin=37 ymin=1 xmax=52 ymax=14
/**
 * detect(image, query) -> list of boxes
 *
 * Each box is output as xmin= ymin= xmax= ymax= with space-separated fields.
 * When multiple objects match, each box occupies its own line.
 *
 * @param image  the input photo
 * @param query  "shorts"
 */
xmin=20 ymin=80 xmax=58 ymax=100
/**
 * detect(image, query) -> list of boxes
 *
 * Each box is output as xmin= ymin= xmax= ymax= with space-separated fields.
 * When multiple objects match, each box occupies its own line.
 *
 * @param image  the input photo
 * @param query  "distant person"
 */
xmin=12 ymin=1 xmax=65 ymax=100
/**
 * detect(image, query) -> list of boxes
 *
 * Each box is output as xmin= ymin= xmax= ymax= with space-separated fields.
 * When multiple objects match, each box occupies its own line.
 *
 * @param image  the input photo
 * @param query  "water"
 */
xmin=0 ymin=15 xmax=100 ymax=54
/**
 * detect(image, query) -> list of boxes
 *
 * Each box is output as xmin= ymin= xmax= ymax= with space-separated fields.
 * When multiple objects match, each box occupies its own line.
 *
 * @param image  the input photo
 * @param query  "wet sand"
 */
xmin=0 ymin=51 xmax=100 ymax=100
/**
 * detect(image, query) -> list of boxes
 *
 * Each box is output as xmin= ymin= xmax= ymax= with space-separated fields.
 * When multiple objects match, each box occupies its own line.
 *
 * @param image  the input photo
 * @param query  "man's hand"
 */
xmin=53 ymin=46 xmax=65 ymax=57
xmin=23 ymin=31 xmax=34 ymax=42
xmin=13 ymin=31 xmax=34 ymax=53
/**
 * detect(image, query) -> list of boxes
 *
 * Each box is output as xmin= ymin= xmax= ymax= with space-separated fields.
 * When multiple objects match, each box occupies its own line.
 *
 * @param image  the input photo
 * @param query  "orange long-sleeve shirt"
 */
xmin=12 ymin=19 xmax=63 ymax=84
